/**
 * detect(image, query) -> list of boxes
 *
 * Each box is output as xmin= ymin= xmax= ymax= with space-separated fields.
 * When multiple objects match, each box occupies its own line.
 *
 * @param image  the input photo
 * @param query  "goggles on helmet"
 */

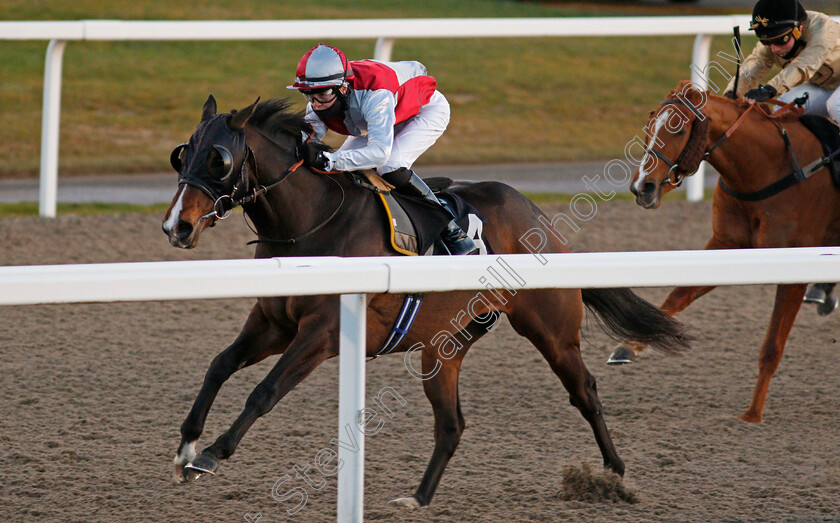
xmin=759 ymin=29 xmax=794 ymax=46
xmin=300 ymin=87 xmax=339 ymax=104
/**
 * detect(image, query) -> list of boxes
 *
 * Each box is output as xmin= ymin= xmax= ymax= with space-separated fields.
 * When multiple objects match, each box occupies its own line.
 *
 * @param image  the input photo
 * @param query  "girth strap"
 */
xmin=718 ymin=145 xmax=830 ymax=201
xmin=718 ymin=173 xmax=803 ymax=201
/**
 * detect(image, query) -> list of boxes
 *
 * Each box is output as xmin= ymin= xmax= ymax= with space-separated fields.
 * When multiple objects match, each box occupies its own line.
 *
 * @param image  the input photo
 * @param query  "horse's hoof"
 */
xmin=389 ymin=496 xmax=421 ymax=509
xmin=185 ymin=453 xmax=219 ymax=476
xmin=738 ymin=411 xmax=762 ymax=423
xmin=804 ymin=285 xmax=828 ymax=304
xmin=174 ymin=464 xmax=203 ymax=484
xmin=817 ymin=295 xmax=838 ymax=316
xmin=607 ymin=346 xmax=636 ymax=365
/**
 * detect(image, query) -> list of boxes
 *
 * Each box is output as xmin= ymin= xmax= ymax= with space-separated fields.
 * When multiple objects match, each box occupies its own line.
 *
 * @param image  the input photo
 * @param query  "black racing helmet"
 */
xmin=750 ymin=0 xmax=807 ymax=43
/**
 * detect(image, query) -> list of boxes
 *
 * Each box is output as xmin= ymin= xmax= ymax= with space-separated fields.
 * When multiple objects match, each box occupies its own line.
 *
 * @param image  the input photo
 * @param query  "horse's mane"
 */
xmin=244 ymin=98 xmax=311 ymax=141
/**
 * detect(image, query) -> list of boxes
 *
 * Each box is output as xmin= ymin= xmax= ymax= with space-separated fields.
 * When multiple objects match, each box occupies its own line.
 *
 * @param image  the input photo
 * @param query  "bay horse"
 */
xmin=611 ymin=80 xmax=840 ymax=423
xmin=162 ymin=95 xmax=689 ymax=508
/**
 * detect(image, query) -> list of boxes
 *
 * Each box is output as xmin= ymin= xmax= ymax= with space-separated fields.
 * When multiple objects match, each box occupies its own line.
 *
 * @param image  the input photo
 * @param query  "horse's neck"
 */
xmin=254 ymin=167 xmax=339 ymax=241
xmin=706 ymin=101 xmax=795 ymax=191
xmin=245 ymin=152 xmax=377 ymax=256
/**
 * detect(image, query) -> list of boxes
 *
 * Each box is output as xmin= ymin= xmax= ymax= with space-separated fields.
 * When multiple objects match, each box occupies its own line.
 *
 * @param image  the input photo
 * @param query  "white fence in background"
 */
xmin=2 ymin=247 xmax=840 ymax=522
xmin=0 ymin=15 xmax=756 ymax=217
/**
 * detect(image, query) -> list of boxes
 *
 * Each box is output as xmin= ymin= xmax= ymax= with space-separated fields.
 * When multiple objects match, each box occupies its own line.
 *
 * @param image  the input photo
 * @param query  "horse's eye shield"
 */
xmin=170 ymin=143 xmax=234 ymax=180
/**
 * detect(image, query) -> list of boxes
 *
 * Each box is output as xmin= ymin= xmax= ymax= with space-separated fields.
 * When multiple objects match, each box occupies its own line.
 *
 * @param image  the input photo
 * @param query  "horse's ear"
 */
xmin=228 ymin=97 xmax=260 ymax=131
xmin=675 ymin=79 xmax=692 ymax=91
xmin=202 ymin=95 xmax=217 ymax=122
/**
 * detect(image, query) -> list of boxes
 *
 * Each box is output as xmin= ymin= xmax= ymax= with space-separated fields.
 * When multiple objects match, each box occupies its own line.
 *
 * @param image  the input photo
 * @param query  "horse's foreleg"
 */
xmin=740 ymin=283 xmax=807 ymax=423
xmin=393 ymin=351 xmax=466 ymax=509
xmin=185 ymin=329 xmax=336 ymax=477
xmin=174 ymin=305 xmax=286 ymax=483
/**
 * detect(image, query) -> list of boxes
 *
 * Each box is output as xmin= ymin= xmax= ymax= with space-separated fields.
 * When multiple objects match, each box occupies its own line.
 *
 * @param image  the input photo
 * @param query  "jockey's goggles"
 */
xmin=759 ymin=31 xmax=793 ymax=46
xmin=300 ymin=88 xmax=338 ymax=104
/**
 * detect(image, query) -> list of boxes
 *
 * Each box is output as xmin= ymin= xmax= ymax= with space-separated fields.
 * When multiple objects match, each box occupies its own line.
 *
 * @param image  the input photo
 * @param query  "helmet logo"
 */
xmin=754 ymin=15 xmax=769 ymax=27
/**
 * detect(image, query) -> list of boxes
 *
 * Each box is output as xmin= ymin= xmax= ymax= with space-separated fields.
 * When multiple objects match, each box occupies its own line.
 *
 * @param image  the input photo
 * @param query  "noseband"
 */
xmin=645 ymin=99 xmax=712 ymax=187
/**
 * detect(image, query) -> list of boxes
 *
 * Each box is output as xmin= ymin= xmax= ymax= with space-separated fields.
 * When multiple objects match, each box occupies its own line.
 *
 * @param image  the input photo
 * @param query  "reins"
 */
xmin=244 ymin=174 xmax=346 ymax=245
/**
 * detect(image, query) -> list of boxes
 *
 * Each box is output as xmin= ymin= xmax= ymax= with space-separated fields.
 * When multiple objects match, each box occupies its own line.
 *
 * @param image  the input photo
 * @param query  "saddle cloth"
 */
xmin=799 ymin=115 xmax=840 ymax=188
xmin=366 ymin=176 xmax=494 ymax=356
xmin=376 ymin=176 xmax=492 ymax=256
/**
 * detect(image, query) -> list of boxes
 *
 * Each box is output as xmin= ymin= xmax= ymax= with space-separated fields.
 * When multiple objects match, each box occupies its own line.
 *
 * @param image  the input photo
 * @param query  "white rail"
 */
xmin=1 ymin=248 xmax=840 ymax=522
xmin=1 ymin=16 xmax=755 ymax=217
xmin=3 ymin=249 xmax=840 ymax=305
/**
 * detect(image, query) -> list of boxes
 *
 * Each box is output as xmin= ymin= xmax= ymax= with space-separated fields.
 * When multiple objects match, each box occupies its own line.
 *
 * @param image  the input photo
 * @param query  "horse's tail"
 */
xmin=581 ymin=288 xmax=691 ymax=353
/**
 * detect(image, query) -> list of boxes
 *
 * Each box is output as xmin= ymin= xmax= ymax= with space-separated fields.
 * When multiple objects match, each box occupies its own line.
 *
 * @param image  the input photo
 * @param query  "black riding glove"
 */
xmin=296 ymin=141 xmax=332 ymax=171
xmin=743 ymin=84 xmax=777 ymax=103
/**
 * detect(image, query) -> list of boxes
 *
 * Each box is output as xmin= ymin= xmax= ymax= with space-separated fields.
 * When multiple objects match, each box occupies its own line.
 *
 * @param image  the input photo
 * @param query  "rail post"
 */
xmin=373 ymin=37 xmax=394 ymax=61
xmin=337 ymin=293 xmax=367 ymax=522
xmin=39 ymin=39 xmax=67 ymax=218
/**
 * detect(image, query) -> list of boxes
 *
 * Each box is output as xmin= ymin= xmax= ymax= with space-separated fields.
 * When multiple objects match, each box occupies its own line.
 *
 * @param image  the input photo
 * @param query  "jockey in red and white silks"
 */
xmin=288 ymin=43 xmax=476 ymax=255
xmin=298 ymin=57 xmax=449 ymax=175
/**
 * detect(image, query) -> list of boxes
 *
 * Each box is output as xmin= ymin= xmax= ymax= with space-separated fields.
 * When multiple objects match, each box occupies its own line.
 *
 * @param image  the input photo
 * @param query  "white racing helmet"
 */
xmin=287 ymin=43 xmax=354 ymax=91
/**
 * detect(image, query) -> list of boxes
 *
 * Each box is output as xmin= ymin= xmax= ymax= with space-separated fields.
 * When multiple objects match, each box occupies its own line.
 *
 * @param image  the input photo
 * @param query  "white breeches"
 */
xmin=338 ymin=90 xmax=450 ymax=174
xmin=778 ymin=83 xmax=840 ymax=125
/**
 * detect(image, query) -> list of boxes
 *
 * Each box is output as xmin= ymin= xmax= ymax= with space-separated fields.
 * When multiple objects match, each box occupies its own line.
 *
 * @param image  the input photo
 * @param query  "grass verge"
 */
xmin=1 ymin=0 xmax=784 ymax=178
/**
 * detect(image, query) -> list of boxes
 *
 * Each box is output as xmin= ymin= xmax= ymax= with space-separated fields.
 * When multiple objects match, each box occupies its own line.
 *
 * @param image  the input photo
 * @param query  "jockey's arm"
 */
xmin=726 ymin=45 xmax=775 ymax=97
xmin=325 ymin=89 xmax=396 ymax=172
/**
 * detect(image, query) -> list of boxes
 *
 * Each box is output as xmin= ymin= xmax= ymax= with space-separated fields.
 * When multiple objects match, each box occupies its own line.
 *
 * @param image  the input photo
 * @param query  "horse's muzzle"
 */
xmin=634 ymin=181 xmax=661 ymax=209
xmin=163 ymin=219 xmax=198 ymax=249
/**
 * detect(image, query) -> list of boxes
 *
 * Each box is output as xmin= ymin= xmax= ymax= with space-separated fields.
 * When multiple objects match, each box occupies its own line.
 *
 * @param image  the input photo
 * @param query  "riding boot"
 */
xmin=384 ymin=168 xmax=478 ymax=255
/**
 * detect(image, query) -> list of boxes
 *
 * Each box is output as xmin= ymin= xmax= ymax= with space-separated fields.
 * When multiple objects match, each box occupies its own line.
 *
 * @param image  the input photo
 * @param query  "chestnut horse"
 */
xmin=162 ymin=95 xmax=689 ymax=507
xmin=610 ymin=80 xmax=840 ymax=422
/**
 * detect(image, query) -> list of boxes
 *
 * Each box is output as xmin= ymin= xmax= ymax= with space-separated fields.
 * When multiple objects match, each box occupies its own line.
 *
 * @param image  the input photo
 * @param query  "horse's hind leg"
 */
xmin=607 ymin=285 xmax=715 ymax=364
xmin=804 ymin=282 xmax=840 ymax=315
xmin=174 ymin=303 xmax=288 ymax=483
xmin=509 ymin=290 xmax=623 ymax=475
xmin=392 ymin=349 xmax=468 ymax=508
xmin=608 ymin=235 xmax=730 ymax=364
xmin=741 ymin=283 xmax=807 ymax=423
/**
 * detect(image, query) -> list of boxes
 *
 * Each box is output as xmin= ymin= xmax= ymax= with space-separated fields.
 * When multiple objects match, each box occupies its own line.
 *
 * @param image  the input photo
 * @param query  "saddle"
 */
xmin=346 ymin=172 xmax=494 ymax=357
xmin=799 ymin=115 xmax=840 ymax=189
xmin=348 ymin=172 xmax=491 ymax=256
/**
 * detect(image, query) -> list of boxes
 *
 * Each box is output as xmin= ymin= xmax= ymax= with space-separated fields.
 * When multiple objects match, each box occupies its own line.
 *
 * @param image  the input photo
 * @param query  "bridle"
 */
xmin=176 ymin=130 xmax=346 ymax=245
xmin=645 ymin=98 xmax=738 ymax=187
xmin=646 ymin=96 xmax=805 ymax=188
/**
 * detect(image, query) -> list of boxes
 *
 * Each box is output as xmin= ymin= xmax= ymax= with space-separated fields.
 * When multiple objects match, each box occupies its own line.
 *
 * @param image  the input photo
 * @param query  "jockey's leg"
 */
xmin=778 ymin=83 xmax=832 ymax=117
xmin=379 ymin=90 xmax=476 ymax=255
xmin=782 ymin=84 xmax=840 ymax=311
xmin=825 ymin=87 xmax=840 ymax=126
xmin=383 ymin=167 xmax=478 ymax=256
